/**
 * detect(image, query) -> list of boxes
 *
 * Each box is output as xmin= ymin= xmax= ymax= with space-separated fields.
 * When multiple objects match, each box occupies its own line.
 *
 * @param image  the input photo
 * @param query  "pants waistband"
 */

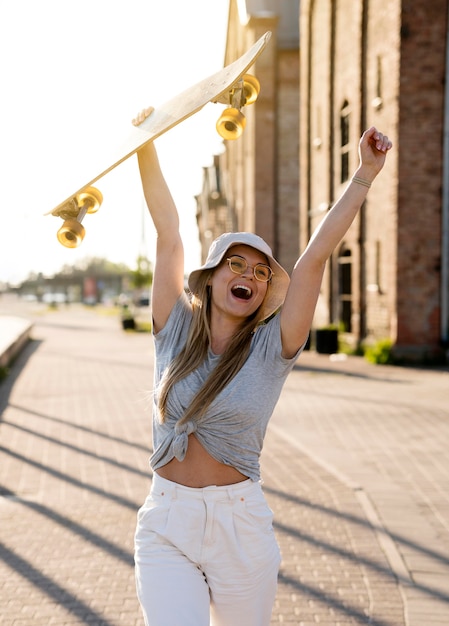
xmin=151 ymin=472 xmax=259 ymax=501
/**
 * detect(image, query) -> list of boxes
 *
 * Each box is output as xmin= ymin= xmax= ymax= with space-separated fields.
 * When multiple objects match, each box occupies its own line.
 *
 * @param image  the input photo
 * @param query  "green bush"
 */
xmin=364 ymin=338 xmax=394 ymax=364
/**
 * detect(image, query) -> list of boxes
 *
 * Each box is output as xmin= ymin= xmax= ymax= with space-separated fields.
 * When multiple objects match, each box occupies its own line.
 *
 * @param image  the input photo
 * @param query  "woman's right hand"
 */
xmin=132 ymin=106 xmax=155 ymax=127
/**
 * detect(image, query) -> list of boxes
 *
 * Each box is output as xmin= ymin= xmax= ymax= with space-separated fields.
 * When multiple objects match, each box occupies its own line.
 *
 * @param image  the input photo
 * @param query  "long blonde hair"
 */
xmin=157 ymin=269 xmax=267 ymax=425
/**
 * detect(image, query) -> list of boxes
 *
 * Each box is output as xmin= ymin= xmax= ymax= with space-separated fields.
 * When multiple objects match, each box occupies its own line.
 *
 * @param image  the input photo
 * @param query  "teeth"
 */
xmin=234 ymin=284 xmax=251 ymax=295
xmin=231 ymin=284 xmax=253 ymax=301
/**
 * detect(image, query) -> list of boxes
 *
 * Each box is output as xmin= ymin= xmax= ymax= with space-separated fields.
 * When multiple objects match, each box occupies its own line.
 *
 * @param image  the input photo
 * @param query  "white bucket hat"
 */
xmin=188 ymin=232 xmax=290 ymax=321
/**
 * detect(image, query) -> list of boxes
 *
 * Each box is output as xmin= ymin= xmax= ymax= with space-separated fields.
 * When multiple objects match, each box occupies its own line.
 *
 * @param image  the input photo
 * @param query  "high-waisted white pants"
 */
xmin=134 ymin=473 xmax=281 ymax=626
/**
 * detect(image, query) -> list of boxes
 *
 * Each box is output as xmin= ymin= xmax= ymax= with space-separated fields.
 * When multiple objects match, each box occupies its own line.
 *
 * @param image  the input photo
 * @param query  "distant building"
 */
xmin=18 ymin=263 xmax=131 ymax=305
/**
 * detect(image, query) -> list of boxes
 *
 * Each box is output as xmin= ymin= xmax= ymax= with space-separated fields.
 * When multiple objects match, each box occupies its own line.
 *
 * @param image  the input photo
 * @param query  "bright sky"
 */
xmin=0 ymin=0 xmax=229 ymax=285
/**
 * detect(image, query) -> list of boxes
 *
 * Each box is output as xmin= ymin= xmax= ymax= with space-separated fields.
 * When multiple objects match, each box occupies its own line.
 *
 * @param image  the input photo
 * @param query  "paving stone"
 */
xmin=0 ymin=299 xmax=448 ymax=624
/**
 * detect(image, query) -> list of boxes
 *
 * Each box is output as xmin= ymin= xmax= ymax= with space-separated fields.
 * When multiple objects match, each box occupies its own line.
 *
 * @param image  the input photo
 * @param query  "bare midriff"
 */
xmin=155 ymin=433 xmax=249 ymax=487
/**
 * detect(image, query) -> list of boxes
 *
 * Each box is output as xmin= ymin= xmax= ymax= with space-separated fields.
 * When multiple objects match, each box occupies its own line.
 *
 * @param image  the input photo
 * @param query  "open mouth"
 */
xmin=231 ymin=284 xmax=252 ymax=301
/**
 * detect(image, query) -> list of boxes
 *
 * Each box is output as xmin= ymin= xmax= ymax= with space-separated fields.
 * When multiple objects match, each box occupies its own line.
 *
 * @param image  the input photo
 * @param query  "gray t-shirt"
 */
xmin=150 ymin=292 xmax=302 ymax=481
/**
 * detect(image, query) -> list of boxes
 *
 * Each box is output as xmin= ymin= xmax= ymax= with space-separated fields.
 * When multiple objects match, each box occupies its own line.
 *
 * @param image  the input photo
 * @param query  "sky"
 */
xmin=0 ymin=0 xmax=230 ymax=285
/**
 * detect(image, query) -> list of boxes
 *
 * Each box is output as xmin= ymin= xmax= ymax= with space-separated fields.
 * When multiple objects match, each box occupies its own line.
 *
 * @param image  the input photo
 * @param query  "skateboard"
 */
xmin=47 ymin=31 xmax=272 ymax=248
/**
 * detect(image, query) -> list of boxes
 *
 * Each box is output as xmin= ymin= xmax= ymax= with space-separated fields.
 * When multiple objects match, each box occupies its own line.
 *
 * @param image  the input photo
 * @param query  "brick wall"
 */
xmin=395 ymin=1 xmax=447 ymax=356
xmin=301 ymin=0 xmax=447 ymax=360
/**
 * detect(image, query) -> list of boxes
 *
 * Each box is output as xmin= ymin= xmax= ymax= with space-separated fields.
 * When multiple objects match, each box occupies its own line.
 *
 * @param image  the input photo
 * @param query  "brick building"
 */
xmin=300 ymin=0 xmax=448 ymax=361
xmin=196 ymin=0 xmax=449 ymax=362
xmin=196 ymin=0 xmax=300 ymax=274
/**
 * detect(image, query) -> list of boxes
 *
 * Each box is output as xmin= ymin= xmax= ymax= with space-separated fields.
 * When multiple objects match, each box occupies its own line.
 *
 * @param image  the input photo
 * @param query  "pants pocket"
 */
xmin=135 ymin=492 xmax=171 ymax=548
xmin=233 ymin=488 xmax=275 ymax=534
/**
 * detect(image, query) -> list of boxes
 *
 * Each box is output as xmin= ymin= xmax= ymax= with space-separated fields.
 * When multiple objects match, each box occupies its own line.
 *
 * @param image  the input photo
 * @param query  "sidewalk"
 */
xmin=0 ymin=298 xmax=448 ymax=625
xmin=270 ymin=352 xmax=449 ymax=625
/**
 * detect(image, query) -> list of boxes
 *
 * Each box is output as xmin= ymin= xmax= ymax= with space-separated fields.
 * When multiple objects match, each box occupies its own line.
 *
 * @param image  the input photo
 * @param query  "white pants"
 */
xmin=134 ymin=473 xmax=281 ymax=626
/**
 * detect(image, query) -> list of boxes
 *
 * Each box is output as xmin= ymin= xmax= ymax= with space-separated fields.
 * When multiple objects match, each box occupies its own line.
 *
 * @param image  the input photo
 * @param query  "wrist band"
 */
xmin=352 ymin=176 xmax=372 ymax=188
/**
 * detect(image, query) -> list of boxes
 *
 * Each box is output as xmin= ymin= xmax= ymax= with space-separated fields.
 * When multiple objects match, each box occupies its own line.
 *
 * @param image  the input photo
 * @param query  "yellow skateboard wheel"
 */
xmin=216 ymin=108 xmax=247 ymax=140
xmin=243 ymin=74 xmax=260 ymax=105
xmin=57 ymin=218 xmax=86 ymax=248
xmin=76 ymin=186 xmax=103 ymax=214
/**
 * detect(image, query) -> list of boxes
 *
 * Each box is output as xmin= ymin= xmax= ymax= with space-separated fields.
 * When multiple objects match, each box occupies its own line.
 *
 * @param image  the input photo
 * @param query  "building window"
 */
xmin=338 ymin=248 xmax=352 ymax=332
xmin=340 ymin=101 xmax=350 ymax=183
xmin=367 ymin=241 xmax=383 ymax=295
xmin=372 ymin=56 xmax=383 ymax=110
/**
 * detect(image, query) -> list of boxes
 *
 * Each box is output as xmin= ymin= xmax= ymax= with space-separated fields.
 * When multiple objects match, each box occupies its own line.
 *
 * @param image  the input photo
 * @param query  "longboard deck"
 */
xmin=47 ymin=32 xmax=271 ymax=218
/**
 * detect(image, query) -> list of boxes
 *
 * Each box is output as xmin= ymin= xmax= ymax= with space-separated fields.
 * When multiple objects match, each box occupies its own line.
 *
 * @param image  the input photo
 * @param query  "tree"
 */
xmin=130 ymin=255 xmax=153 ymax=290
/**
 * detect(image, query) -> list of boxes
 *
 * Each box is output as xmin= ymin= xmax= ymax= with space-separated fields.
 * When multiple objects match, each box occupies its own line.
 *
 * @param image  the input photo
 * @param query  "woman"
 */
xmin=133 ymin=107 xmax=392 ymax=626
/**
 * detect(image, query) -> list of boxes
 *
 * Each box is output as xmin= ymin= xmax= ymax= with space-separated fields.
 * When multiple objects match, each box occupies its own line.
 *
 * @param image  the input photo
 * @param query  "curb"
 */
xmin=0 ymin=316 xmax=33 ymax=369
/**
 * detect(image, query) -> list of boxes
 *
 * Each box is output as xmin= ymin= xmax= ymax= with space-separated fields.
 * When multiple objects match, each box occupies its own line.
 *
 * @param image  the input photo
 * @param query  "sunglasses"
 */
xmin=226 ymin=255 xmax=273 ymax=282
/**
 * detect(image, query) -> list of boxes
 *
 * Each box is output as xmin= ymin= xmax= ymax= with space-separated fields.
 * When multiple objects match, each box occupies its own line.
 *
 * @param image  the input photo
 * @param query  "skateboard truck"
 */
xmin=216 ymin=74 xmax=260 ymax=140
xmin=55 ymin=186 xmax=103 ymax=248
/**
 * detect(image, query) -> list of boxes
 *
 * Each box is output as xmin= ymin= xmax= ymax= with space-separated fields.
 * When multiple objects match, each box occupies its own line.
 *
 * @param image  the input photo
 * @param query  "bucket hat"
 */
xmin=188 ymin=232 xmax=290 ymax=321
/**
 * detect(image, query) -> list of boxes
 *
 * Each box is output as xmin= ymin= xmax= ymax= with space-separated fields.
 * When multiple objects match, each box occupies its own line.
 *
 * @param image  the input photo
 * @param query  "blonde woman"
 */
xmin=133 ymin=108 xmax=392 ymax=626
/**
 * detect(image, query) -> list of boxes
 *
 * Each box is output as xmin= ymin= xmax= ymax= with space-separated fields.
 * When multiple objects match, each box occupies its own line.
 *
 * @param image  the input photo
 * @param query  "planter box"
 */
xmin=315 ymin=329 xmax=338 ymax=354
xmin=121 ymin=318 xmax=136 ymax=330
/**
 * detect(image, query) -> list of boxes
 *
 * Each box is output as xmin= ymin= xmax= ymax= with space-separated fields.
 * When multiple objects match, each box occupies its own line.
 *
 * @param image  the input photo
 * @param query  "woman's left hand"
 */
xmin=359 ymin=126 xmax=393 ymax=175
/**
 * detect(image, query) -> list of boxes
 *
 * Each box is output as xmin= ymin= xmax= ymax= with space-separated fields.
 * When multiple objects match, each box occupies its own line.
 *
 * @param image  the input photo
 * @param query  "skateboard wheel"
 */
xmin=216 ymin=107 xmax=246 ymax=140
xmin=76 ymin=186 xmax=103 ymax=214
xmin=243 ymin=75 xmax=260 ymax=105
xmin=57 ymin=218 xmax=86 ymax=248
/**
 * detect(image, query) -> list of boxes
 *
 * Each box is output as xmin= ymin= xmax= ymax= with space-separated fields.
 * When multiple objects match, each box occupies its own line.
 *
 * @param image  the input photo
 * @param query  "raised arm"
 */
xmin=280 ymin=126 xmax=393 ymax=358
xmin=133 ymin=109 xmax=185 ymax=332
